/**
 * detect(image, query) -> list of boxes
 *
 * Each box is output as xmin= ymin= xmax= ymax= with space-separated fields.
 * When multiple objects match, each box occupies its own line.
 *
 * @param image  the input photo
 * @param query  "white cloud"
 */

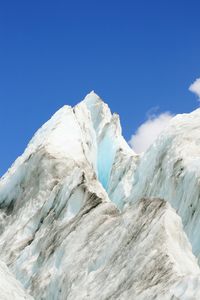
xmin=129 ymin=112 xmax=173 ymax=153
xmin=189 ymin=78 xmax=200 ymax=98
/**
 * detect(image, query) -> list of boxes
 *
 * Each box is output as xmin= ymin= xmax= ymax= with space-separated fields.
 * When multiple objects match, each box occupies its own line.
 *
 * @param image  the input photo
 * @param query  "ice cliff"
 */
xmin=0 ymin=92 xmax=200 ymax=299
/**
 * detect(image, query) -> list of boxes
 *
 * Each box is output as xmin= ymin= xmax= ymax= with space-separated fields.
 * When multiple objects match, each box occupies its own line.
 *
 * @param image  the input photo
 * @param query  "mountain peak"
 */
xmin=82 ymin=90 xmax=104 ymax=106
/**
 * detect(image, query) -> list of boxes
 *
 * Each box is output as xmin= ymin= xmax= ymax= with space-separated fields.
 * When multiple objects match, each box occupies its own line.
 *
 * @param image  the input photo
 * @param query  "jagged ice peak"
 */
xmin=0 ymin=92 xmax=200 ymax=299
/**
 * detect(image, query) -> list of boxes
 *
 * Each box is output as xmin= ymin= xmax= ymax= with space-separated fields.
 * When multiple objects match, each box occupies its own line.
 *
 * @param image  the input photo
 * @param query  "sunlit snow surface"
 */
xmin=0 ymin=92 xmax=200 ymax=299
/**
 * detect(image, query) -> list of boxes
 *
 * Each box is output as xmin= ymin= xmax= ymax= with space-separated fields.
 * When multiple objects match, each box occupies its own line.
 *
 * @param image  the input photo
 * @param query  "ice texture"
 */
xmin=128 ymin=108 xmax=200 ymax=262
xmin=0 ymin=259 xmax=33 ymax=299
xmin=0 ymin=92 xmax=200 ymax=299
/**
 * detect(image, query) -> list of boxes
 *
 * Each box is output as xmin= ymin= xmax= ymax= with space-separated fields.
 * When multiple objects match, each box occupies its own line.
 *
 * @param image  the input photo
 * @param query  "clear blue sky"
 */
xmin=0 ymin=0 xmax=200 ymax=175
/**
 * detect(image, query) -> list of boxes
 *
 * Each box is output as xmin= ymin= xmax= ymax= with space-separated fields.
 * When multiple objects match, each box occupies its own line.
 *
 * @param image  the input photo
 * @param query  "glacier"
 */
xmin=0 ymin=92 xmax=200 ymax=299
xmin=128 ymin=108 xmax=200 ymax=262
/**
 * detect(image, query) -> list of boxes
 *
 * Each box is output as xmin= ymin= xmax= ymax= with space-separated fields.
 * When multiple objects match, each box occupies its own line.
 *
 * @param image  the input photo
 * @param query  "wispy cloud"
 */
xmin=189 ymin=78 xmax=200 ymax=99
xmin=129 ymin=112 xmax=173 ymax=153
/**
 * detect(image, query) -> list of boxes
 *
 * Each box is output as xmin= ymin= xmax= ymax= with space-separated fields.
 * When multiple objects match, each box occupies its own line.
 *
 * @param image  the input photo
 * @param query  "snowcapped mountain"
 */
xmin=0 ymin=92 xmax=200 ymax=299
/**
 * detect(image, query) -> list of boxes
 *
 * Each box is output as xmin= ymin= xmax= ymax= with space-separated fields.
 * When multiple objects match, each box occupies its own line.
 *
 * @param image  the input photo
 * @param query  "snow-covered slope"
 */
xmin=0 ymin=92 xmax=200 ymax=299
